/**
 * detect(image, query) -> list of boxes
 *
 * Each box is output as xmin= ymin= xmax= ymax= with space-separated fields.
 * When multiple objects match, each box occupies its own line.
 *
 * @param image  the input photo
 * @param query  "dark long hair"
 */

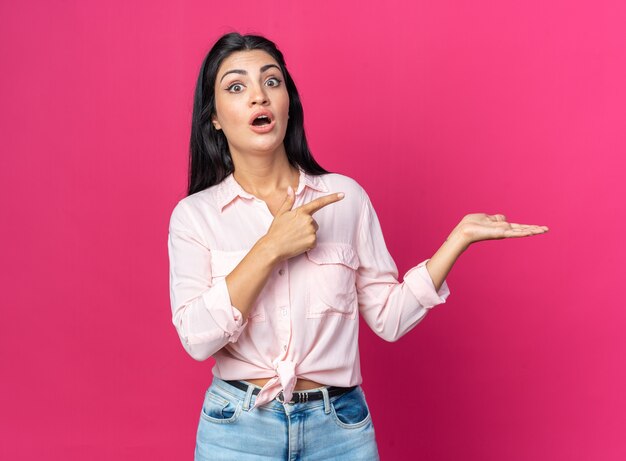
xmin=188 ymin=32 xmax=330 ymax=196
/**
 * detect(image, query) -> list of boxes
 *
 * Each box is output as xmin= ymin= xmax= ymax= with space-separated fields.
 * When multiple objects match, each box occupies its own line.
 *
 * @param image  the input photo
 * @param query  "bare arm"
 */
xmin=225 ymin=236 xmax=280 ymax=322
xmin=425 ymin=230 xmax=468 ymax=292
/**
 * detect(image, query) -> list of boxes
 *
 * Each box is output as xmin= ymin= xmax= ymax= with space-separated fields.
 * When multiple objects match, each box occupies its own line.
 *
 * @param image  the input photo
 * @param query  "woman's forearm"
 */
xmin=425 ymin=229 xmax=469 ymax=292
xmin=225 ymin=236 xmax=281 ymax=322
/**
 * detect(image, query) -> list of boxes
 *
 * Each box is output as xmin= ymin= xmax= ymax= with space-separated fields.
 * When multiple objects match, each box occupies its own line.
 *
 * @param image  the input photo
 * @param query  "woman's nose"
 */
xmin=249 ymin=84 xmax=269 ymax=105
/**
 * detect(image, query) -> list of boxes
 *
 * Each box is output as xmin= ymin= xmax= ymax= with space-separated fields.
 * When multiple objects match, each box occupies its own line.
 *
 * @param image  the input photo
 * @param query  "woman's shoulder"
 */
xmin=168 ymin=184 xmax=223 ymax=229
xmin=317 ymin=171 xmax=366 ymax=198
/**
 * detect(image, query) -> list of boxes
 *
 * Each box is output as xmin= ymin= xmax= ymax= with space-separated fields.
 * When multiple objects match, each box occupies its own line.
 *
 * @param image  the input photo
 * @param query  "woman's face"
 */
xmin=212 ymin=50 xmax=290 ymax=158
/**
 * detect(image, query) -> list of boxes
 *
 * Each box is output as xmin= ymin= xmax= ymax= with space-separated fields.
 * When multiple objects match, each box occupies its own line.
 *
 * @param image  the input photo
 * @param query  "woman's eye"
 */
xmin=226 ymin=83 xmax=244 ymax=93
xmin=266 ymin=77 xmax=282 ymax=87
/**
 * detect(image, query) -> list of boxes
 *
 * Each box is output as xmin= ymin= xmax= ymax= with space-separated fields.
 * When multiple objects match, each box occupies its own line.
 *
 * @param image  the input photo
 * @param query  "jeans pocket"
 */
xmin=330 ymin=386 xmax=372 ymax=429
xmin=200 ymin=386 xmax=242 ymax=424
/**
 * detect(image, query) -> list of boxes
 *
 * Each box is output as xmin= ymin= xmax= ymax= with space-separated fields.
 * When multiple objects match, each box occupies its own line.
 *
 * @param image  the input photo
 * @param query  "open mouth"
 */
xmin=251 ymin=115 xmax=272 ymax=126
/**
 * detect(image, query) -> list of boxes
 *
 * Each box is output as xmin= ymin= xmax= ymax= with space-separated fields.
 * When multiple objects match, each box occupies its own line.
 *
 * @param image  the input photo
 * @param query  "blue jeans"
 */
xmin=194 ymin=376 xmax=380 ymax=460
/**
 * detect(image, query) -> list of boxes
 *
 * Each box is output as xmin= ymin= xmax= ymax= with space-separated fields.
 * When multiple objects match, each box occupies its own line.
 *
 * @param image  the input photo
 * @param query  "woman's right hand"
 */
xmin=219 ymin=186 xmax=344 ymax=325
xmin=263 ymin=186 xmax=345 ymax=262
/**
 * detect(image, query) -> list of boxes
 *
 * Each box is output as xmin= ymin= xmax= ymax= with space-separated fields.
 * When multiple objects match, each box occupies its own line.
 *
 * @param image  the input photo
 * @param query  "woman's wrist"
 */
xmin=255 ymin=235 xmax=283 ymax=266
xmin=446 ymin=226 xmax=472 ymax=253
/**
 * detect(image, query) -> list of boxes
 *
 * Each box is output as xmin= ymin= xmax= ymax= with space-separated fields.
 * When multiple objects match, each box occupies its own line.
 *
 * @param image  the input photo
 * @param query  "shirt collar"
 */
xmin=216 ymin=167 xmax=329 ymax=213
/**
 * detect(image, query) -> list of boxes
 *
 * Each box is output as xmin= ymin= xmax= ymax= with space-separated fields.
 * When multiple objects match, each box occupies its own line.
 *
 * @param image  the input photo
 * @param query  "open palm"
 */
xmin=457 ymin=213 xmax=549 ymax=245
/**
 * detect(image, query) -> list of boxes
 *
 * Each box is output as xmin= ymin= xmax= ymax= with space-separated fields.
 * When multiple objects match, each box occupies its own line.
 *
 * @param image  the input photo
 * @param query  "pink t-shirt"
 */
xmin=168 ymin=167 xmax=451 ymax=410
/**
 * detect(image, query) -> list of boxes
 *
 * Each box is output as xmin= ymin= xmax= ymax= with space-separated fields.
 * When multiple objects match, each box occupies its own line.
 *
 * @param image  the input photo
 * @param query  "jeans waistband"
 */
xmin=211 ymin=376 xmax=358 ymax=413
xmin=224 ymin=379 xmax=356 ymax=404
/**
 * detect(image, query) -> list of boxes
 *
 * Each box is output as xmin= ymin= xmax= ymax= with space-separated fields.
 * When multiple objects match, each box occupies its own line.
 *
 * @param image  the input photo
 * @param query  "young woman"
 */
xmin=168 ymin=32 xmax=549 ymax=461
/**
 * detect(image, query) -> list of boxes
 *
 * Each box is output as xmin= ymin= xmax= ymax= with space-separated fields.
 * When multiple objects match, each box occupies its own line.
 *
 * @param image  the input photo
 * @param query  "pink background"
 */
xmin=1 ymin=1 xmax=624 ymax=460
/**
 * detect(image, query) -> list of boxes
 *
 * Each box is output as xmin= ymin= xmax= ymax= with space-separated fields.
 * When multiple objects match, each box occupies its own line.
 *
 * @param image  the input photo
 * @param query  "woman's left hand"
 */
xmin=455 ymin=213 xmax=549 ymax=246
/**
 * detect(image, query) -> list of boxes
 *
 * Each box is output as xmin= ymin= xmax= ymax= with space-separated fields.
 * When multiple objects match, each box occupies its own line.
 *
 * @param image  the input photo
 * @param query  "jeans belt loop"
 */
xmin=320 ymin=386 xmax=331 ymax=414
xmin=243 ymin=383 xmax=255 ymax=411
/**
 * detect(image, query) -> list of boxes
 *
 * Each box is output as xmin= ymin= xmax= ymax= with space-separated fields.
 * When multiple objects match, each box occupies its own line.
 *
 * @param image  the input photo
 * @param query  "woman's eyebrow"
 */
xmin=219 ymin=64 xmax=281 ymax=83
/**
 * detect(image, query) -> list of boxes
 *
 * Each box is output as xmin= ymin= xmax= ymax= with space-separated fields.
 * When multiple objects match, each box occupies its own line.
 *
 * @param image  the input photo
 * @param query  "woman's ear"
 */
xmin=211 ymin=115 xmax=222 ymax=131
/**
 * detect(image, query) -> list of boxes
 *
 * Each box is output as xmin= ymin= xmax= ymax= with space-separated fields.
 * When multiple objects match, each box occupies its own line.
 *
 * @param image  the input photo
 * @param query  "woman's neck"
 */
xmin=231 ymin=154 xmax=300 ymax=199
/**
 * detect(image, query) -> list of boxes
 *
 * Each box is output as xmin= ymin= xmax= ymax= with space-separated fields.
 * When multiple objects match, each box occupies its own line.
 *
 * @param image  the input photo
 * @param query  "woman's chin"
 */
xmin=236 ymin=141 xmax=286 ymax=156
xmin=247 ymin=136 xmax=287 ymax=153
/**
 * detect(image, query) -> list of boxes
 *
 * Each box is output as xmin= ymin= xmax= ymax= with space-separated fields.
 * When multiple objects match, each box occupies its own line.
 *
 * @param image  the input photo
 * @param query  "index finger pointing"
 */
xmin=296 ymin=192 xmax=345 ymax=215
